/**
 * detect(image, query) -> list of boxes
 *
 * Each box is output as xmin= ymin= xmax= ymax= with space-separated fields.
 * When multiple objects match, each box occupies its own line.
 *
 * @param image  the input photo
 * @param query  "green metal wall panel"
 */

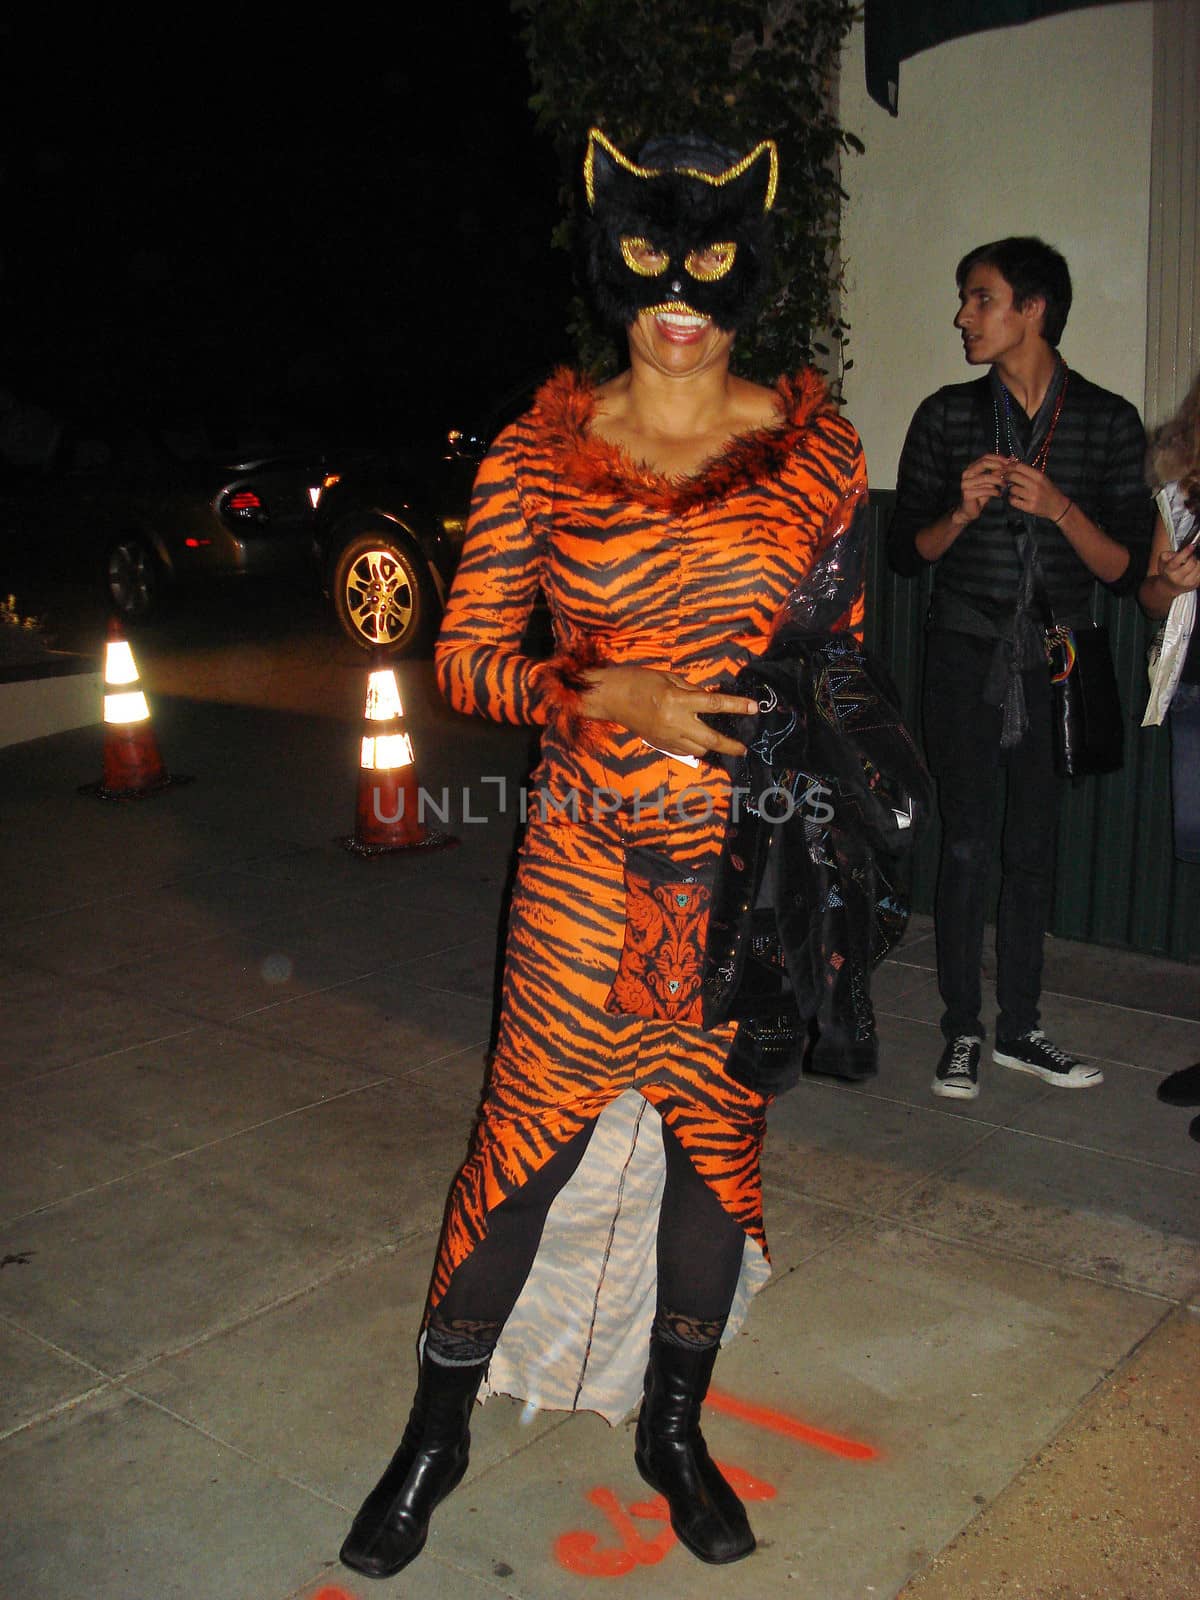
xmin=864 ymin=491 xmax=1199 ymax=962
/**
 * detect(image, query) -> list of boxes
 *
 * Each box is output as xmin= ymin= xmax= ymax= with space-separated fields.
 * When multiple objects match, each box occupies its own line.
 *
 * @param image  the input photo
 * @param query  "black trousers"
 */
xmin=922 ymin=629 xmax=1058 ymax=1042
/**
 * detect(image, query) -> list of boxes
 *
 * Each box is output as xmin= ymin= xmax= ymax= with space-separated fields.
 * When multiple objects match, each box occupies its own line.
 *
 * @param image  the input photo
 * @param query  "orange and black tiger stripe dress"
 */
xmin=432 ymin=367 xmax=866 ymax=1421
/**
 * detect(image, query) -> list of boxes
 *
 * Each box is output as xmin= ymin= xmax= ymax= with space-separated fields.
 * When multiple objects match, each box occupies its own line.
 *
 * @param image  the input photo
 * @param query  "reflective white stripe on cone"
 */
xmin=342 ymin=656 xmax=456 ymax=855
xmin=79 ymin=617 xmax=190 ymax=800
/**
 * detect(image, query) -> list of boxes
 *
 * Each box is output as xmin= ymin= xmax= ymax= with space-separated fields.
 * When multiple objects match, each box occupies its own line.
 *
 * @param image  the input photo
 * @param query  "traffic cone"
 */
xmin=79 ymin=617 xmax=189 ymax=800
xmin=341 ymin=655 xmax=456 ymax=855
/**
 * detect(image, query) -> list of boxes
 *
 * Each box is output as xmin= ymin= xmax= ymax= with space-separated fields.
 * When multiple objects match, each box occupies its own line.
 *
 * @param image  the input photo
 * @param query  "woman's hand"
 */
xmin=580 ymin=664 xmax=758 ymax=759
xmin=1155 ymin=542 xmax=1200 ymax=595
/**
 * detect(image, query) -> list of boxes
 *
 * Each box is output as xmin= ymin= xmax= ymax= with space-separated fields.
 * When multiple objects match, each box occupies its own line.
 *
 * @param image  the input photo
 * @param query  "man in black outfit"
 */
xmin=888 ymin=237 xmax=1152 ymax=1101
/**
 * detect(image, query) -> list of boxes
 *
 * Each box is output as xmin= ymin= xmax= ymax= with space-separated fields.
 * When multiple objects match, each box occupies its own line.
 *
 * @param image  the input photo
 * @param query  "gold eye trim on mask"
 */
xmin=685 ymin=242 xmax=737 ymax=281
xmin=620 ymin=237 xmax=669 ymax=277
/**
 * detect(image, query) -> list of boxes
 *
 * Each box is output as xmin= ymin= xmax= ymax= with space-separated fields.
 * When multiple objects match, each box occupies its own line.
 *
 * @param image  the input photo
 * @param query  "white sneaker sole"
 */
xmin=992 ymin=1050 xmax=1103 ymax=1088
xmin=932 ymin=1077 xmax=979 ymax=1101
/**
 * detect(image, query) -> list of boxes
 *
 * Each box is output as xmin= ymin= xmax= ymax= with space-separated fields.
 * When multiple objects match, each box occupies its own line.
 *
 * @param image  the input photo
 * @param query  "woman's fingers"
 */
xmin=1161 ymin=547 xmax=1200 ymax=590
xmin=701 ymin=730 xmax=750 ymax=759
xmin=696 ymin=692 xmax=761 ymax=718
xmin=582 ymin=665 xmax=759 ymax=757
xmin=651 ymin=687 xmax=756 ymax=759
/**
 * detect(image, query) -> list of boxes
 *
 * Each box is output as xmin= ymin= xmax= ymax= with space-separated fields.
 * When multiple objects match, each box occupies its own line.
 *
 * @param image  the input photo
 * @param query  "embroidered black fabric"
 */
xmin=604 ymin=846 xmax=714 ymax=1024
xmin=700 ymin=495 xmax=931 ymax=1098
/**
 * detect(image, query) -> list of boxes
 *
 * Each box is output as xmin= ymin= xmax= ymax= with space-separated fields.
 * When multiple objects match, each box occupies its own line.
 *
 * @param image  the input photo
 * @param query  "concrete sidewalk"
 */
xmin=1 ymin=672 xmax=1197 ymax=1600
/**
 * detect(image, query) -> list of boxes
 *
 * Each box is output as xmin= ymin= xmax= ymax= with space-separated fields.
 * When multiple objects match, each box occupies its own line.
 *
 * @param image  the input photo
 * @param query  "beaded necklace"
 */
xmin=992 ymin=363 xmax=1069 ymax=471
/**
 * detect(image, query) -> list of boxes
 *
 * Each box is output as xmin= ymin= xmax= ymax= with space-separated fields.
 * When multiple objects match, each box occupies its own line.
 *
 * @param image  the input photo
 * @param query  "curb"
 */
xmin=0 ymin=656 xmax=100 ymax=749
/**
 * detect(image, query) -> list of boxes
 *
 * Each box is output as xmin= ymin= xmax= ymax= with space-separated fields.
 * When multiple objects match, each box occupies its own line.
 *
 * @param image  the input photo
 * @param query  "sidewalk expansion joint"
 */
xmin=107 ymin=1233 xmax=440 ymax=1387
xmin=117 ymin=1386 xmax=350 ymax=1512
xmin=0 ymin=1079 xmax=403 ymax=1225
xmin=0 ymin=1378 xmax=118 ymax=1445
xmin=871 ymin=1215 xmax=1195 ymax=1304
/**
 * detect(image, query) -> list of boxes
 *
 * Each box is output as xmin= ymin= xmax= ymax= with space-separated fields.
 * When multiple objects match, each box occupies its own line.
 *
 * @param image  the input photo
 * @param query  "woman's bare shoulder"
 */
xmin=728 ymin=375 xmax=783 ymax=429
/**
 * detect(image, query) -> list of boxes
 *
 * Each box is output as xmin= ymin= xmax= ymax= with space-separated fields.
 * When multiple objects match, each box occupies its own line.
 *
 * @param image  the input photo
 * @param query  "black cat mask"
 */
xmin=582 ymin=127 xmax=778 ymax=334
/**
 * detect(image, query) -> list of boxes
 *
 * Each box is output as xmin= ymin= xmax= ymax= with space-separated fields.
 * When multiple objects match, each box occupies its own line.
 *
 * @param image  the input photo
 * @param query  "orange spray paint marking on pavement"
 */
xmin=556 ymin=1485 xmax=677 ymax=1575
xmin=554 ymin=1389 xmax=876 ymax=1575
xmin=713 ymin=1458 xmax=779 ymax=1499
xmin=555 ymin=1459 xmax=777 ymax=1577
xmin=707 ymin=1386 xmax=880 ymax=1460
xmin=309 ymin=1588 xmax=359 ymax=1600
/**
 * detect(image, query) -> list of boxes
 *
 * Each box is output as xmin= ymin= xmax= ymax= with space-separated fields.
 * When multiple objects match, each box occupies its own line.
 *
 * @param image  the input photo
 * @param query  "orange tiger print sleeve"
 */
xmin=770 ymin=408 xmax=869 ymax=642
xmin=434 ymin=417 xmax=568 ymax=728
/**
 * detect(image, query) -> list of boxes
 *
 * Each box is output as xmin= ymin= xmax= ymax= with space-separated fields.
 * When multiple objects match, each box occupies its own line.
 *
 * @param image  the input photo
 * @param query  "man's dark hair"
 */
xmin=955 ymin=236 xmax=1073 ymax=347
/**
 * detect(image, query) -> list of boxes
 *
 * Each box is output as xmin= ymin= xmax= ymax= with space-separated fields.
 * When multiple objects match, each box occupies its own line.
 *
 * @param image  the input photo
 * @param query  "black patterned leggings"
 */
xmin=426 ymin=1114 xmax=747 ymax=1363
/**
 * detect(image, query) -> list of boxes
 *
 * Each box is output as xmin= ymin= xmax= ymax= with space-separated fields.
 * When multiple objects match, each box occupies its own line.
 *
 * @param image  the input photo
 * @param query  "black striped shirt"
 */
xmin=887 ymin=370 xmax=1153 ymax=630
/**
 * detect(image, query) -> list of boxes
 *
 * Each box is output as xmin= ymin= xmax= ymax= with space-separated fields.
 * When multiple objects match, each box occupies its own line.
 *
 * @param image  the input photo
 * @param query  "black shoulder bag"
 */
xmin=1040 ymin=579 xmax=1123 ymax=778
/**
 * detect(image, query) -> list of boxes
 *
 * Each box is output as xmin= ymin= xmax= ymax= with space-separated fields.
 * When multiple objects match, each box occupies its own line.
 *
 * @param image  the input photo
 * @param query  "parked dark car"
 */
xmin=0 ymin=384 xmax=547 ymax=652
xmin=313 ymin=429 xmax=484 ymax=655
xmin=0 ymin=407 xmax=323 ymax=622
xmin=312 ymin=377 xmax=549 ymax=655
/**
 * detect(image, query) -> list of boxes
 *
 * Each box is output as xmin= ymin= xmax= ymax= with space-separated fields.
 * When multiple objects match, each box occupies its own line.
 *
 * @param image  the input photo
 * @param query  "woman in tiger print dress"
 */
xmin=340 ymin=127 xmax=866 ymax=1581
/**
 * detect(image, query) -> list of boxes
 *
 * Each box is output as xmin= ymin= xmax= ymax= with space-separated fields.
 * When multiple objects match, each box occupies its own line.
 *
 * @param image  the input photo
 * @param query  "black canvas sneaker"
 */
xmin=933 ymin=1035 xmax=982 ymax=1100
xmin=993 ymin=1030 xmax=1103 ymax=1088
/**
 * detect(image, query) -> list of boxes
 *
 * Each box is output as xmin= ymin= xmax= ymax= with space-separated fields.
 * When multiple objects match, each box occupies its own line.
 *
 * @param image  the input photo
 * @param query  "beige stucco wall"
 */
xmin=838 ymin=2 xmax=1155 ymax=489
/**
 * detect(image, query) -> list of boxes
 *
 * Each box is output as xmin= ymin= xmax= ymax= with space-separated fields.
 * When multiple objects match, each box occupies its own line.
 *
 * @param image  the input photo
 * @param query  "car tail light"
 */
xmin=222 ymin=487 xmax=268 ymax=525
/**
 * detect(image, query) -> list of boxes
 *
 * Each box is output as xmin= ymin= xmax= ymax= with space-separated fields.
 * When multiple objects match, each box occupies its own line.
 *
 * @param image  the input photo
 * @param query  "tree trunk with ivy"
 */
xmin=513 ymin=0 xmax=862 ymax=390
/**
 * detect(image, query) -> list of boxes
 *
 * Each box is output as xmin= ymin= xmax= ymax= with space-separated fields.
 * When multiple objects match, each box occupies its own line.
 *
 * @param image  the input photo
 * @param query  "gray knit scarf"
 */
xmin=982 ymin=359 xmax=1067 ymax=748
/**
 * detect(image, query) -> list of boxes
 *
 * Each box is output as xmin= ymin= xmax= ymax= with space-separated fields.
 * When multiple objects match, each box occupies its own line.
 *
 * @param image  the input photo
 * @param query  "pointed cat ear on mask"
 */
xmin=581 ymin=127 xmax=780 ymax=334
xmin=583 ymin=128 xmax=778 ymax=218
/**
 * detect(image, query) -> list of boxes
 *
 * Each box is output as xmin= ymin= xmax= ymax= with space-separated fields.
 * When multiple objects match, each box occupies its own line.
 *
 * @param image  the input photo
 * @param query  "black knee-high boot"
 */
xmin=339 ymin=1352 xmax=488 ymax=1580
xmin=634 ymin=1334 xmax=755 ymax=1564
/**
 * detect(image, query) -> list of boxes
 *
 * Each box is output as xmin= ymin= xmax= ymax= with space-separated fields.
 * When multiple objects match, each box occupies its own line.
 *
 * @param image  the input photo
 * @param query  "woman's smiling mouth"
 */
xmin=653 ymin=310 xmax=711 ymax=343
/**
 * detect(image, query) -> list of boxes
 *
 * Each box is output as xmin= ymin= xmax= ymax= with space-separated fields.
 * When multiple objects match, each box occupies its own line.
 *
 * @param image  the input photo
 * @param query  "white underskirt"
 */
xmin=483 ymin=1088 xmax=770 ymax=1425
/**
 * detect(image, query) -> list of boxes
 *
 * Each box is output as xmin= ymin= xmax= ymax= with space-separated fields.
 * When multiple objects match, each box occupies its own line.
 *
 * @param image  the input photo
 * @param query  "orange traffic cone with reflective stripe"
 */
xmin=342 ymin=655 xmax=456 ymax=855
xmin=80 ymin=617 xmax=188 ymax=799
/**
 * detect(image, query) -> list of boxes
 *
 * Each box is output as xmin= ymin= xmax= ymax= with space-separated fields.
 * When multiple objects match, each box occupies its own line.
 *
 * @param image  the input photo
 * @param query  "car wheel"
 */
xmin=331 ymin=528 xmax=435 ymax=655
xmin=105 ymin=535 xmax=164 ymax=620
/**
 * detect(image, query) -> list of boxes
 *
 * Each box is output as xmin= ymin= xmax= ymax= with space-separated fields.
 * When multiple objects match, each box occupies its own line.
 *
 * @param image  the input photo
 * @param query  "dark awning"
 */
xmin=864 ymin=0 xmax=1128 ymax=115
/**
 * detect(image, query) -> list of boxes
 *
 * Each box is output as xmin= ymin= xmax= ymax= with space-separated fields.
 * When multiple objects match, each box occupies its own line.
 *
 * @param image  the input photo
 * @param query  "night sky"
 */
xmin=2 ymin=8 xmax=574 ymax=444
